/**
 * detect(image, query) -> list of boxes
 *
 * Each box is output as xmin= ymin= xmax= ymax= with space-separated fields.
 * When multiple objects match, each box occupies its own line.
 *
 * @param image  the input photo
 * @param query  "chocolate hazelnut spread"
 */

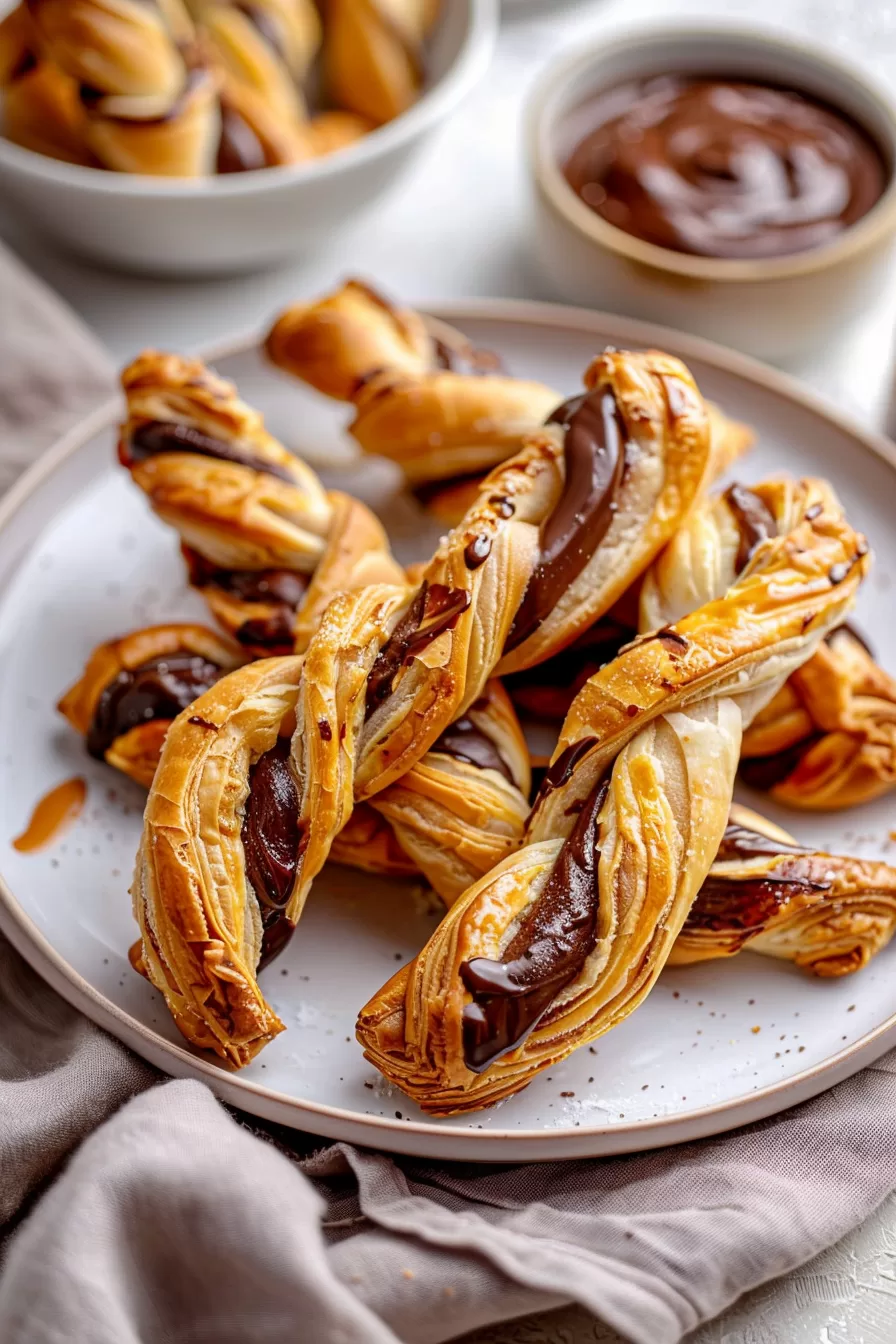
xmin=504 ymin=388 xmax=628 ymax=652
xmin=431 ymin=714 xmax=514 ymax=784
xmin=563 ymin=76 xmax=886 ymax=260
xmin=459 ymin=777 xmax=609 ymax=1071
xmin=87 ymin=653 xmax=222 ymax=758
xmin=241 ymin=737 xmax=303 ymax=967
xmin=127 ymin=420 xmax=295 ymax=484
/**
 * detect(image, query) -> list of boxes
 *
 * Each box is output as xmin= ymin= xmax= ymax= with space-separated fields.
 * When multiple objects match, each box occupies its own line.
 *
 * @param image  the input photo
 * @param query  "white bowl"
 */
xmin=0 ymin=0 xmax=497 ymax=276
xmin=526 ymin=23 xmax=896 ymax=361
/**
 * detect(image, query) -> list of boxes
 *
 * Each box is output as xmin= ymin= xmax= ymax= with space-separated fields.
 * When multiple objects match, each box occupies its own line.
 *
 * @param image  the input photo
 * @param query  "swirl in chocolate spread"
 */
xmin=431 ymin=714 xmax=514 ymax=785
xmin=686 ymin=819 xmax=829 ymax=935
xmin=724 ymin=484 xmax=777 ymax=572
xmin=364 ymin=583 xmax=471 ymax=721
xmin=241 ymin=737 xmax=303 ymax=967
xmin=127 ymin=420 xmax=296 ymax=484
xmin=504 ymin=389 xmax=628 ymax=652
xmin=459 ymin=777 xmax=609 ymax=1071
xmin=563 ymin=77 xmax=887 ymax=260
xmin=87 ymin=653 xmax=222 ymax=759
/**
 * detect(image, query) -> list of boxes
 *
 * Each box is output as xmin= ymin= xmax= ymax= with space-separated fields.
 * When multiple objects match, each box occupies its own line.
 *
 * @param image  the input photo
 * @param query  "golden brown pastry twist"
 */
xmin=672 ymin=804 xmax=896 ymax=977
xmin=119 ymin=351 xmax=403 ymax=656
xmin=356 ymin=480 xmax=868 ymax=1114
xmin=21 ymin=0 xmax=228 ymax=176
xmin=322 ymin=0 xmax=437 ymax=127
xmin=266 ymin=281 xmax=752 ymax=525
xmin=128 ymin=348 xmax=741 ymax=1065
xmin=58 ymin=624 xmax=246 ymax=788
xmin=640 ymin=478 xmax=896 ymax=809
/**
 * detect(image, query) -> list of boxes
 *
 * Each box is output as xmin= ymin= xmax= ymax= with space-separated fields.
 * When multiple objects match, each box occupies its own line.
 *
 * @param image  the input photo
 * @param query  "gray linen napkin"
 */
xmin=1 ymin=240 xmax=895 ymax=1344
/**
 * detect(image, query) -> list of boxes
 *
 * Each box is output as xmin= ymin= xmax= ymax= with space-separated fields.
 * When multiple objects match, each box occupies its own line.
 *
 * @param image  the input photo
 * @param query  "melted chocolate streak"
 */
xmin=431 ymin=716 xmax=514 ymax=784
xmin=504 ymin=389 xmax=628 ymax=652
xmin=185 ymin=557 xmax=309 ymax=653
xmin=687 ymin=821 xmax=829 ymax=934
xmin=87 ymin=654 xmax=222 ymax=758
xmin=724 ymin=484 xmax=778 ymax=572
xmin=364 ymin=584 xmax=471 ymax=721
xmin=241 ymin=738 xmax=303 ymax=968
xmin=128 ymin=420 xmax=295 ymax=485
xmin=459 ymin=777 xmax=610 ymax=1072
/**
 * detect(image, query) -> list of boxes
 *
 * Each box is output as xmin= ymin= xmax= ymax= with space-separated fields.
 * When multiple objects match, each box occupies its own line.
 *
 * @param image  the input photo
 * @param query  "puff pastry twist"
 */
xmin=356 ymin=479 xmax=868 ymax=1113
xmin=641 ymin=478 xmax=896 ymax=809
xmin=672 ymin=804 xmax=896 ymax=978
xmin=119 ymin=350 xmax=403 ymax=655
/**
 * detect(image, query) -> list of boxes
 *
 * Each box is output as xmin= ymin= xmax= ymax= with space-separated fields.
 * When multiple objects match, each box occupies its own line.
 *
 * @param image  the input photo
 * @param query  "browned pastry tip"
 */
xmin=2 ymin=57 xmax=95 ymax=165
xmin=672 ymin=803 xmax=896 ymax=977
xmin=264 ymin=278 xmax=435 ymax=401
xmin=306 ymin=110 xmax=376 ymax=156
xmin=26 ymin=0 xmax=189 ymax=100
xmin=740 ymin=624 xmax=896 ymax=809
xmin=323 ymin=0 xmax=428 ymax=126
xmin=58 ymin=623 xmax=246 ymax=788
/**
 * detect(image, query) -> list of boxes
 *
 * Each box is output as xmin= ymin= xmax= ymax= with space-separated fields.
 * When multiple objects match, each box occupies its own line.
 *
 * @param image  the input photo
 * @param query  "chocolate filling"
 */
xmin=431 ymin=716 xmax=514 ymax=784
xmin=534 ymin=736 xmax=599 ymax=801
xmin=364 ymin=583 xmax=471 ymax=721
xmin=459 ymin=777 xmax=609 ymax=1071
xmin=507 ymin=617 xmax=636 ymax=720
xmin=217 ymin=104 xmax=268 ymax=174
xmin=185 ymin=552 xmax=309 ymax=653
xmin=504 ymin=390 xmax=628 ymax=652
xmin=686 ymin=821 xmax=828 ymax=935
xmin=739 ymin=733 xmax=823 ymax=791
xmin=241 ymin=737 xmax=303 ymax=968
xmin=432 ymin=338 xmax=505 ymax=377
xmin=127 ymin=420 xmax=295 ymax=485
xmin=87 ymin=653 xmax=222 ymax=759
xmin=724 ymin=484 xmax=777 ymax=572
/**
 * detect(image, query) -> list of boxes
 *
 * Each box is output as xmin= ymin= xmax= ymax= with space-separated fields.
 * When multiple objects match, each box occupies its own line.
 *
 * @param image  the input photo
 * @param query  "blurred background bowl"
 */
xmin=526 ymin=23 xmax=896 ymax=362
xmin=0 ymin=0 xmax=497 ymax=276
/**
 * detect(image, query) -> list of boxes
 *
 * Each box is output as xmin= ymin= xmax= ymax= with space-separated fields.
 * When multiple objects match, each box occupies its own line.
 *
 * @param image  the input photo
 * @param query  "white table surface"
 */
xmin=3 ymin=1 xmax=896 ymax=1340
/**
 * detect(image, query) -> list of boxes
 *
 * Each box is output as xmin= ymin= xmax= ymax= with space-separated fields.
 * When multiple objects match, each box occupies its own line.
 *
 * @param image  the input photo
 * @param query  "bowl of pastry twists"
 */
xmin=3 ymin=280 xmax=896 ymax=1159
xmin=0 ymin=0 xmax=496 ymax=273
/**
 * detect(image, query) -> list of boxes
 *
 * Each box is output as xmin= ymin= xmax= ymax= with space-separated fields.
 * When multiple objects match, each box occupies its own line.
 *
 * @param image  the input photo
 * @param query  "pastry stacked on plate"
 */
xmin=0 ymin=1 xmax=440 ymax=175
xmin=57 ymin=279 xmax=896 ymax=1113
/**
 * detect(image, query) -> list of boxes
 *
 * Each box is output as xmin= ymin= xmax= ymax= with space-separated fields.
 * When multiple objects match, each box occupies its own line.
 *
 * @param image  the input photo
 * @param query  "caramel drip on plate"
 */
xmin=13 ymin=778 xmax=87 ymax=853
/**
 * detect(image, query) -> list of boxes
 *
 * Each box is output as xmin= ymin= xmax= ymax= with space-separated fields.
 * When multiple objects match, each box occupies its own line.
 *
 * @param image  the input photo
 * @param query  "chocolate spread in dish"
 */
xmin=563 ymin=77 xmax=886 ymax=260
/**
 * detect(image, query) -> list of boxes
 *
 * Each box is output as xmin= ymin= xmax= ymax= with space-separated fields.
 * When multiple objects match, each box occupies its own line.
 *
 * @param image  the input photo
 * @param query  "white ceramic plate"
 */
xmin=1 ymin=300 xmax=896 ymax=1162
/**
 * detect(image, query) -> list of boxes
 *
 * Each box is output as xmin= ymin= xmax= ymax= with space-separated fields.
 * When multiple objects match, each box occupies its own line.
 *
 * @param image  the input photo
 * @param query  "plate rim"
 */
xmin=2 ymin=295 xmax=895 ymax=1160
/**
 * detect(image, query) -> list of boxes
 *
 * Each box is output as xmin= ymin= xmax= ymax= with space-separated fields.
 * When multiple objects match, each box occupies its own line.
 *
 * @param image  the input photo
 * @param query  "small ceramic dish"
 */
xmin=526 ymin=23 xmax=896 ymax=361
xmin=0 ymin=0 xmax=497 ymax=276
